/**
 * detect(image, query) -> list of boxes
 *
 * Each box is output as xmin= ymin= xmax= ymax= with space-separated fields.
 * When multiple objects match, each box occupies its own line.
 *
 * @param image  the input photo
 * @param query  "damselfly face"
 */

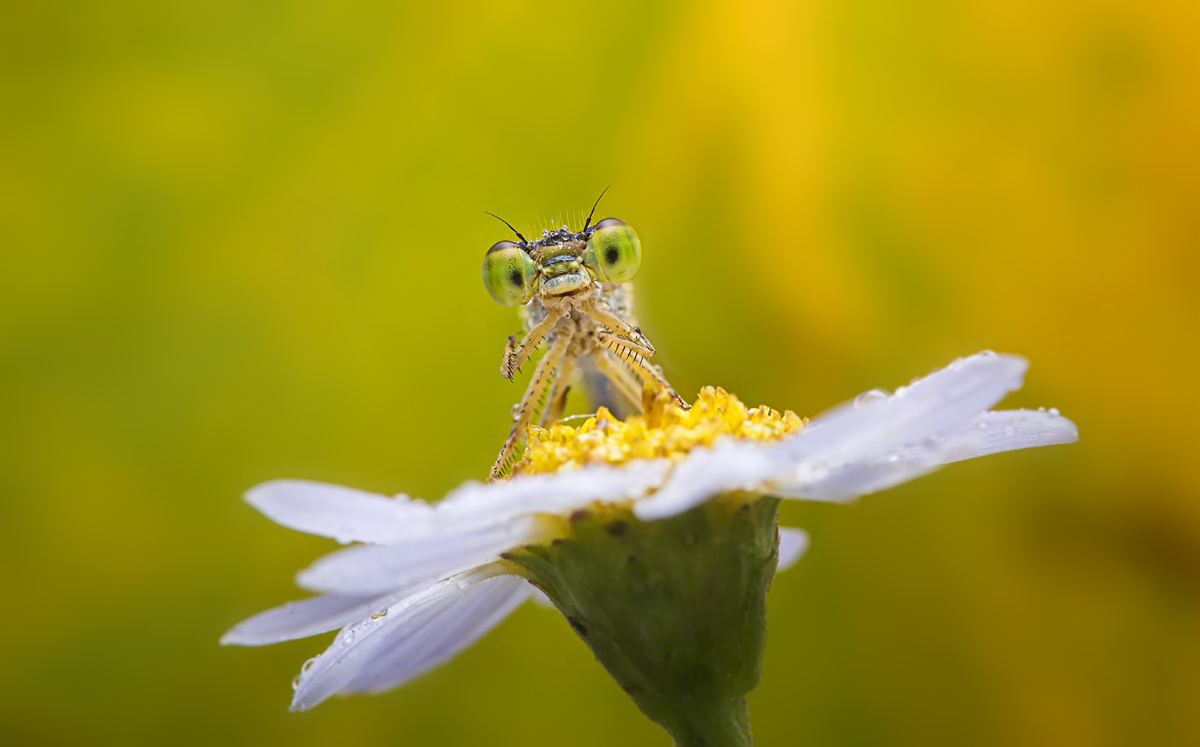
xmin=480 ymin=200 xmax=688 ymax=482
xmin=482 ymin=218 xmax=642 ymax=306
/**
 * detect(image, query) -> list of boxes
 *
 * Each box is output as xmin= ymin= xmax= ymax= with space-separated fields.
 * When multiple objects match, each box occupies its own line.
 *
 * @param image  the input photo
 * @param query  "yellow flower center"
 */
xmin=514 ymin=386 xmax=807 ymax=476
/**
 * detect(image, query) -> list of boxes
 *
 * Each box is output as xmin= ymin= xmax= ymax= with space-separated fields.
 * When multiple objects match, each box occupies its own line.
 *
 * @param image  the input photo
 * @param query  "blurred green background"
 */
xmin=2 ymin=0 xmax=1197 ymax=745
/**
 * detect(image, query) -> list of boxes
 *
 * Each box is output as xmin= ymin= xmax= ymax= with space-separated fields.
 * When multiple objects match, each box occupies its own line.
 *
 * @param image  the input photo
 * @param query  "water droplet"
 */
xmin=510 ymin=403 xmax=521 ymax=418
xmin=1048 ymin=407 xmax=1060 ymax=416
xmin=1038 ymin=406 xmax=1046 ymax=412
xmin=295 ymin=657 xmax=318 ymax=686
xmin=371 ymin=609 xmax=388 ymax=620
xmin=854 ymin=389 xmax=888 ymax=408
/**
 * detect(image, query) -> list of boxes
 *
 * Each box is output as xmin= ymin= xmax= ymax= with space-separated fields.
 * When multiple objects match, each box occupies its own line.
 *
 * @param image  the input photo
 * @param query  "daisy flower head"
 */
xmin=223 ymin=351 xmax=1076 ymax=745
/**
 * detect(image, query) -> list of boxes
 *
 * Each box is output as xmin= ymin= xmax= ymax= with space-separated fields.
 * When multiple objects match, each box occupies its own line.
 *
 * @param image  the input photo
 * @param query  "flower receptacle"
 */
xmin=502 ymin=493 xmax=783 ymax=747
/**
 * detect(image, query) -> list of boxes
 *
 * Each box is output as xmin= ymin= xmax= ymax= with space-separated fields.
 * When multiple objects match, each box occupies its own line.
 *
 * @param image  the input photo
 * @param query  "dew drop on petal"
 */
xmin=295 ymin=656 xmax=319 ymax=688
xmin=1048 ymin=407 xmax=1060 ymax=416
xmin=854 ymin=389 xmax=889 ymax=408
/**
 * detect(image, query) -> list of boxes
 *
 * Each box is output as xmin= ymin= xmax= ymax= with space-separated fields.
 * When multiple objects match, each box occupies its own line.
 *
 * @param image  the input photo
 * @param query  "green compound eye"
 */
xmin=483 ymin=241 xmax=538 ymax=306
xmin=584 ymin=217 xmax=641 ymax=284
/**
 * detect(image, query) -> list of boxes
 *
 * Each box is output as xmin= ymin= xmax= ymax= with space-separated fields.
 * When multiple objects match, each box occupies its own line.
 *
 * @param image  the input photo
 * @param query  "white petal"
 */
xmin=776 ymin=527 xmax=810 ymax=572
xmin=221 ymin=592 xmax=399 ymax=646
xmin=295 ymin=516 xmax=545 ymax=594
xmin=632 ymin=438 xmax=779 ymax=520
xmin=771 ymin=408 xmax=1079 ymax=502
xmin=272 ymin=461 xmax=669 ymax=550
xmin=635 ymin=352 xmax=1029 ymax=520
xmin=769 ymin=451 xmax=942 ymax=502
xmin=438 ymin=458 xmax=671 ymax=530
xmin=340 ymin=578 xmax=533 ymax=696
xmin=290 ymin=566 xmax=528 ymax=711
xmin=789 ymin=351 xmax=1029 ymax=461
xmin=246 ymin=480 xmax=435 ymax=544
xmin=937 ymin=409 xmax=1079 ymax=463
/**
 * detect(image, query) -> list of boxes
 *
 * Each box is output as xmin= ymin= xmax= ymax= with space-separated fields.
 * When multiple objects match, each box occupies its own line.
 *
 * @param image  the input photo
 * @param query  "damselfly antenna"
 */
xmin=485 ymin=212 xmax=528 ymax=245
xmin=582 ymin=185 xmax=611 ymax=233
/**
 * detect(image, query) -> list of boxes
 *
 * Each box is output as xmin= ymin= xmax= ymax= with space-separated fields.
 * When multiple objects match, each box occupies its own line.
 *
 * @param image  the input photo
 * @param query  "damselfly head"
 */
xmin=482 ymin=212 xmax=642 ymax=305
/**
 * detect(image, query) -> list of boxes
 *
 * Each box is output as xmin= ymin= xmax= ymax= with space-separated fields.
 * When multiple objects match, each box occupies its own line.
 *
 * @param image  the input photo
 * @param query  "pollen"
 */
xmin=514 ymin=386 xmax=807 ymax=475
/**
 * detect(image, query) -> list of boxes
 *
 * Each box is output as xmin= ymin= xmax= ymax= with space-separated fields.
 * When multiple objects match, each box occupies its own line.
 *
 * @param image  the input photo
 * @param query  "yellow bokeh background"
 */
xmin=2 ymin=1 xmax=1197 ymax=745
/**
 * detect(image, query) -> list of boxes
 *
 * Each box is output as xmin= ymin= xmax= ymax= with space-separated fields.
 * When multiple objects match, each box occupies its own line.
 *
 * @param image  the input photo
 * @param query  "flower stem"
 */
xmin=666 ymin=696 xmax=753 ymax=747
xmin=503 ymin=493 xmax=781 ymax=747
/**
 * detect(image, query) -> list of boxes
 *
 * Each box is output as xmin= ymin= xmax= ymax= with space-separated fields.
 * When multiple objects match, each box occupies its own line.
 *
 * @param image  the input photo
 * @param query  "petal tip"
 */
xmin=218 ymin=623 xmax=258 ymax=647
xmin=777 ymin=527 xmax=810 ymax=572
xmin=243 ymin=479 xmax=295 ymax=510
xmin=1059 ymin=416 xmax=1080 ymax=443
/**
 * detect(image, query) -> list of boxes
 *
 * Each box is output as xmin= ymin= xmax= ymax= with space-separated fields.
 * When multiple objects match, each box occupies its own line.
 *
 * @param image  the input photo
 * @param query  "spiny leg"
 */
xmin=597 ymin=330 xmax=690 ymax=409
xmin=490 ymin=330 xmax=573 ymax=481
xmin=577 ymin=297 xmax=655 ymax=354
xmin=596 ymin=328 xmax=654 ymax=358
xmin=540 ymin=344 xmax=579 ymax=426
xmin=501 ymin=306 xmax=566 ymax=380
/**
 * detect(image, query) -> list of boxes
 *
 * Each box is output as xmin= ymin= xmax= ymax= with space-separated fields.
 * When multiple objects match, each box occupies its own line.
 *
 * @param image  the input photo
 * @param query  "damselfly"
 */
xmin=482 ymin=193 xmax=688 ymax=480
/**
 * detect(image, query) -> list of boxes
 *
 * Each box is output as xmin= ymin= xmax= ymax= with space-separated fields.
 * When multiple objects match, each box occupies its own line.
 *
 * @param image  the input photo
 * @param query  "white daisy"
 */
xmin=222 ymin=351 xmax=1076 ymax=715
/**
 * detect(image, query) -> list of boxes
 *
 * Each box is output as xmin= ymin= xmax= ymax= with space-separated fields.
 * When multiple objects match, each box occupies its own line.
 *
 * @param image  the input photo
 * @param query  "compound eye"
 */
xmin=482 ymin=241 xmax=538 ymax=306
xmin=584 ymin=218 xmax=641 ymax=284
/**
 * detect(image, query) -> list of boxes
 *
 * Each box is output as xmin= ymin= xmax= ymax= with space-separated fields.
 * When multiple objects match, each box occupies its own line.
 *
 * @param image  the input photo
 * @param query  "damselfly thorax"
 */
xmin=482 ymin=201 xmax=688 ymax=481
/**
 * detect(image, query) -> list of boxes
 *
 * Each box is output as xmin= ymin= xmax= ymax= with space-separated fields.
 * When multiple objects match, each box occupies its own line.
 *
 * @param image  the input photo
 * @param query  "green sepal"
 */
xmin=502 ymin=493 xmax=783 ymax=747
